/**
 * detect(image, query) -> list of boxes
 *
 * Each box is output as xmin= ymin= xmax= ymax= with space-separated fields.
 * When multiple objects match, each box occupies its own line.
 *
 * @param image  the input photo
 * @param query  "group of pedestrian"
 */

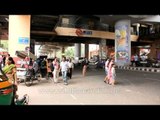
xmin=131 ymin=54 xmax=139 ymax=67
xmin=104 ymin=57 xmax=116 ymax=86
xmin=46 ymin=56 xmax=74 ymax=85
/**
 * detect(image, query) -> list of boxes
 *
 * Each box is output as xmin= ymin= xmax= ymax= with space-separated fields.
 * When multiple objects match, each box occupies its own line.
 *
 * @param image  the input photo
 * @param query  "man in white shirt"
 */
xmin=60 ymin=57 xmax=69 ymax=85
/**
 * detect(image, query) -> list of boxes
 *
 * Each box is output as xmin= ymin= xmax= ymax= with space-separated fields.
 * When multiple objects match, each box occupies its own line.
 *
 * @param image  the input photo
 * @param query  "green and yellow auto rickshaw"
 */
xmin=0 ymin=66 xmax=14 ymax=105
xmin=0 ymin=66 xmax=29 ymax=105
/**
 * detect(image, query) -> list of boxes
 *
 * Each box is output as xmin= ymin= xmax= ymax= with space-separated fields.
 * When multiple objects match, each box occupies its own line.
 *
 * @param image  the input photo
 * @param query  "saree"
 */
xmin=2 ymin=64 xmax=16 ymax=83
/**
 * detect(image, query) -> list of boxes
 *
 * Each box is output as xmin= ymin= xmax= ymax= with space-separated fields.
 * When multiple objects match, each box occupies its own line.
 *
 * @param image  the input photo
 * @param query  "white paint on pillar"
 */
xmin=8 ymin=15 xmax=31 ymax=57
xmin=115 ymin=20 xmax=131 ymax=66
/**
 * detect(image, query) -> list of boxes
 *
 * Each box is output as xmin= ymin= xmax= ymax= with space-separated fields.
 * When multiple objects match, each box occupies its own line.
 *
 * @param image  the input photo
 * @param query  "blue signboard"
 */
xmin=18 ymin=37 xmax=29 ymax=44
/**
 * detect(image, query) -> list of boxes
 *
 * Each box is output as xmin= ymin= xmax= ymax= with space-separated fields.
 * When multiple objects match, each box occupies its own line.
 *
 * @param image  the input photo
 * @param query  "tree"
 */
xmin=65 ymin=47 xmax=75 ymax=58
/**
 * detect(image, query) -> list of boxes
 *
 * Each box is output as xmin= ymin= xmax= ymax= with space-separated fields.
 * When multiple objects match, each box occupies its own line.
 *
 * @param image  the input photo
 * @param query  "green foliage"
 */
xmin=65 ymin=47 xmax=75 ymax=58
xmin=0 ymin=40 xmax=8 ymax=51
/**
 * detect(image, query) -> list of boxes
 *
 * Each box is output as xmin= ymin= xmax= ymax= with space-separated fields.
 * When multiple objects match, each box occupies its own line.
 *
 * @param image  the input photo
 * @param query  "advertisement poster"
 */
xmin=115 ymin=20 xmax=131 ymax=66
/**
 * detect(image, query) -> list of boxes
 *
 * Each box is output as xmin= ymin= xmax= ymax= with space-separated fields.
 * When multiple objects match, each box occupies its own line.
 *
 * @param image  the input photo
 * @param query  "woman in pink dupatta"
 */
xmin=107 ymin=58 xmax=114 ymax=84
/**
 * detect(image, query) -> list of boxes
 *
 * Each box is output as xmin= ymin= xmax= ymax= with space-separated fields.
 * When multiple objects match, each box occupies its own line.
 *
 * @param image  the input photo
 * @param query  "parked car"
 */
xmin=74 ymin=57 xmax=85 ymax=66
xmin=88 ymin=59 xmax=98 ymax=69
xmin=138 ymin=59 xmax=152 ymax=67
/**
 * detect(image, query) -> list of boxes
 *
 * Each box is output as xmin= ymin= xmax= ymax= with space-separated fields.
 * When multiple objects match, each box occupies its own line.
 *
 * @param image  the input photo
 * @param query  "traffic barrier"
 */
xmin=117 ymin=66 xmax=160 ymax=73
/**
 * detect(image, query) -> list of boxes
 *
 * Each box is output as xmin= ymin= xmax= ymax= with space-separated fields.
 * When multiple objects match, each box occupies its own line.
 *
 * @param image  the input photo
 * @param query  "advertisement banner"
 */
xmin=115 ymin=20 xmax=131 ymax=66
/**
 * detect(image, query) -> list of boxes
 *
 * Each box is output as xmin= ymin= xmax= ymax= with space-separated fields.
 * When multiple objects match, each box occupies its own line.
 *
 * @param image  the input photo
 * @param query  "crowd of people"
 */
xmin=33 ymin=56 xmax=74 ymax=85
xmin=0 ymin=53 xmax=117 ymax=87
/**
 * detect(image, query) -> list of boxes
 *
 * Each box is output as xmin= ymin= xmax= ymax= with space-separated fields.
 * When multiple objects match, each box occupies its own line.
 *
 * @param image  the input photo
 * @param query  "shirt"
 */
xmin=68 ymin=62 xmax=74 ymax=68
xmin=53 ymin=61 xmax=60 ymax=70
xmin=60 ymin=61 xmax=69 ymax=72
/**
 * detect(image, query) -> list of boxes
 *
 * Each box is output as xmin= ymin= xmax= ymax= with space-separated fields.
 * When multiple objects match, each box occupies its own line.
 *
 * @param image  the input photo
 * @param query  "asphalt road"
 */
xmin=17 ymin=68 xmax=160 ymax=105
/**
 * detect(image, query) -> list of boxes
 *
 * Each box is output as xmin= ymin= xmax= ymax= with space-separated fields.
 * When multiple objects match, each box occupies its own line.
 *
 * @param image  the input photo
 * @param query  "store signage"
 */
xmin=75 ymin=29 xmax=92 ymax=36
xmin=18 ymin=37 xmax=29 ymax=44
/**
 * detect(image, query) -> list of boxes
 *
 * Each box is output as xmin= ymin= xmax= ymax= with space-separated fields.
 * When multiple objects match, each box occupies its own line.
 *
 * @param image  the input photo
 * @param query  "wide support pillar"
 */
xmin=8 ymin=15 xmax=31 ymax=57
xmin=99 ymin=39 xmax=107 ymax=60
xmin=85 ymin=43 xmax=89 ymax=59
xmin=74 ymin=43 xmax=81 ymax=58
xmin=115 ymin=20 xmax=131 ymax=66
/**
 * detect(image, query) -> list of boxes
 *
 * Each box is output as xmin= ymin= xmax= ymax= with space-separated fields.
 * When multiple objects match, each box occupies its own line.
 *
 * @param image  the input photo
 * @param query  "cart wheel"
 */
xmin=24 ymin=94 xmax=29 ymax=105
xmin=37 ymin=73 xmax=42 ymax=81
xmin=24 ymin=77 xmax=33 ymax=87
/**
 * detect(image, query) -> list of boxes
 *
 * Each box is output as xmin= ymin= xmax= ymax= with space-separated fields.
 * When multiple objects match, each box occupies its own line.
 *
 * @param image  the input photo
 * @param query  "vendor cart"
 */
xmin=15 ymin=51 xmax=41 ymax=86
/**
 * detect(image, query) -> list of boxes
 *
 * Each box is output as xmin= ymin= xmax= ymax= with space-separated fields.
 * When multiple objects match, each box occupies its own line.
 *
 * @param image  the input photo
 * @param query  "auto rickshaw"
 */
xmin=0 ymin=66 xmax=29 ymax=105
xmin=0 ymin=67 xmax=14 ymax=105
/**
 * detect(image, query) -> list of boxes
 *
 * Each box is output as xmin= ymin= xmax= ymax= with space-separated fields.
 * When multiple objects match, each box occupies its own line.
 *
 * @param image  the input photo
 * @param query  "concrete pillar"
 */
xmin=85 ymin=43 xmax=89 ymax=59
xmin=30 ymin=39 xmax=35 ymax=54
xmin=115 ymin=20 xmax=131 ymax=66
xmin=105 ymin=45 xmax=108 ymax=58
xmin=99 ymin=39 xmax=106 ymax=59
xmin=74 ymin=43 xmax=81 ymax=58
xmin=62 ymin=46 xmax=65 ymax=58
xmin=54 ymin=49 xmax=57 ymax=58
xmin=99 ymin=41 xmax=102 ymax=59
xmin=8 ymin=15 xmax=31 ymax=57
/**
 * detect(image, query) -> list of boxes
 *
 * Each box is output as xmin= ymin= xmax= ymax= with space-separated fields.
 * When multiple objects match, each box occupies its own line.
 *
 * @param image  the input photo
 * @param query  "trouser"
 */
xmin=61 ymin=71 xmax=68 ymax=83
xmin=68 ymin=68 xmax=72 ymax=79
xmin=41 ymin=68 xmax=47 ymax=78
xmin=53 ymin=69 xmax=59 ymax=83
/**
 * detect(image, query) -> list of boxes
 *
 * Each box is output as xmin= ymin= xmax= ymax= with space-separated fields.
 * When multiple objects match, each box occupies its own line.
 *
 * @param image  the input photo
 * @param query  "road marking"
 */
xmin=57 ymin=84 xmax=63 ymax=88
xmin=125 ymin=89 xmax=131 ymax=92
xmin=70 ymin=94 xmax=77 ymax=100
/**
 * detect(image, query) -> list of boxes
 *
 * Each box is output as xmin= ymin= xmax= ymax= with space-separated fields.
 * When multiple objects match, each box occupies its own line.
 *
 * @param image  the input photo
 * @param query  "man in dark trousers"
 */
xmin=40 ymin=58 xmax=47 ymax=78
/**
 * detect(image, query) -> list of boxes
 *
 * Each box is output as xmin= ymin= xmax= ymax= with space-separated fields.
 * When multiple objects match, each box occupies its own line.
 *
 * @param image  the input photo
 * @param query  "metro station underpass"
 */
xmin=0 ymin=15 xmax=157 ymax=58
xmin=0 ymin=15 xmax=160 ymax=105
